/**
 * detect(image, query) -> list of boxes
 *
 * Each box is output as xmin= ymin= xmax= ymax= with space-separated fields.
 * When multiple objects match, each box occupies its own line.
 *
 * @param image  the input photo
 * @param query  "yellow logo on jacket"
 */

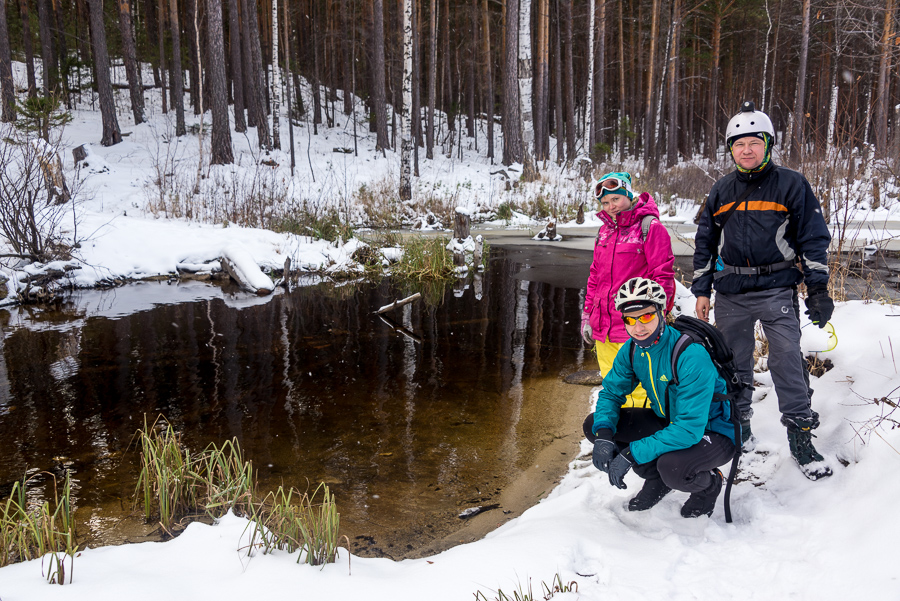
xmin=660 ymin=375 xmax=669 ymax=382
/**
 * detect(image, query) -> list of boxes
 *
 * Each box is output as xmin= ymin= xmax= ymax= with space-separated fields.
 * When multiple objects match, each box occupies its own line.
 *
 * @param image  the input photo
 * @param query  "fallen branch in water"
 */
xmin=373 ymin=292 xmax=421 ymax=315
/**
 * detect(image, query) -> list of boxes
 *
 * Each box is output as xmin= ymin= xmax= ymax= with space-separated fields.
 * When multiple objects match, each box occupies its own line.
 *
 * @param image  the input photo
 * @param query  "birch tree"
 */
xmin=585 ymin=0 xmax=595 ymax=157
xmin=518 ymin=0 xmax=537 ymax=178
xmin=789 ymin=0 xmax=811 ymax=164
xmin=271 ymin=0 xmax=282 ymax=150
xmin=400 ymin=0 xmax=413 ymax=200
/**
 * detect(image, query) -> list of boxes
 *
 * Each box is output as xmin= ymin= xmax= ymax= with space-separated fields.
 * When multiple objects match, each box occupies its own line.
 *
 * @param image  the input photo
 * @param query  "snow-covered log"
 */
xmin=220 ymin=245 xmax=273 ymax=295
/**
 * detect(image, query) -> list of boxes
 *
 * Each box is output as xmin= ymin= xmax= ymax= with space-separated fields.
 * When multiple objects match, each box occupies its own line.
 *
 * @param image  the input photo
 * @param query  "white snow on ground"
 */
xmin=1 ymin=61 xmax=900 ymax=599
xmin=1 ymin=299 xmax=898 ymax=600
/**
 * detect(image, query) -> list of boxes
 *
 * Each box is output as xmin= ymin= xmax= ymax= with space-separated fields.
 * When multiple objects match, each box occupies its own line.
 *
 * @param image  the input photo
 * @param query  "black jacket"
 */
xmin=691 ymin=162 xmax=831 ymax=297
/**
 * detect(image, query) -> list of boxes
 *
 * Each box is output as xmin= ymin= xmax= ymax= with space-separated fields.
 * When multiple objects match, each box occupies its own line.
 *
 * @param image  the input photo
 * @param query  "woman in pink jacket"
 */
xmin=581 ymin=172 xmax=675 ymax=408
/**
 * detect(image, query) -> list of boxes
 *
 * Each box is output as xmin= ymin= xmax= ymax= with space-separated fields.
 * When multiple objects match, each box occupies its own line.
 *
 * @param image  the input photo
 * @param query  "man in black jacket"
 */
xmin=692 ymin=101 xmax=834 ymax=481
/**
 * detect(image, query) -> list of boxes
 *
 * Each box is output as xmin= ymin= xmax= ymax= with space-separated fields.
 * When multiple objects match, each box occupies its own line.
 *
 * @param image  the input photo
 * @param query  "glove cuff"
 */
xmin=620 ymin=446 xmax=634 ymax=463
xmin=807 ymin=283 xmax=829 ymax=297
xmin=594 ymin=428 xmax=614 ymax=442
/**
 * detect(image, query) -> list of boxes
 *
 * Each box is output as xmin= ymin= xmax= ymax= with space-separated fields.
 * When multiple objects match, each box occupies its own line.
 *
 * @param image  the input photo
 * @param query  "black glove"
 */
xmin=608 ymin=446 xmax=634 ymax=489
xmin=592 ymin=439 xmax=617 ymax=473
xmin=804 ymin=286 xmax=834 ymax=328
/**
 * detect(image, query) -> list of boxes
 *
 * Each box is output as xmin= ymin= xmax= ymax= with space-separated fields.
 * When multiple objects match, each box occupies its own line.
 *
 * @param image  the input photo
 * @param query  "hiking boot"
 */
xmin=628 ymin=478 xmax=672 ymax=512
xmin=782 ymin=415 xmax=832 ymax=480
xmin=740 ymin=410 xmax=757 ymax=453
xmin=680 ymin=469 xmax=723 ymax=518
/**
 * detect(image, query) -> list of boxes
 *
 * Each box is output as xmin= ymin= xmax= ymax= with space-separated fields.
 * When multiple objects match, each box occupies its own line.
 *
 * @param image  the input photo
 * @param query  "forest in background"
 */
xmin=0 ymin=0 xmax=897 ymax=183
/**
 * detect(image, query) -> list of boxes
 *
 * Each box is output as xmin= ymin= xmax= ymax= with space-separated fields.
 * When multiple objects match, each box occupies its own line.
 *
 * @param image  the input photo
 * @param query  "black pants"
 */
xmin=584 ymin=411 xmax=736 ymax=494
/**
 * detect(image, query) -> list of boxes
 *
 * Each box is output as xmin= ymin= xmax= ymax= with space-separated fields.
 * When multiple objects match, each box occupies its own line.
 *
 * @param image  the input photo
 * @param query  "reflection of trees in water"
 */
xmin=0 ymin=257 xmax=584 ymax=537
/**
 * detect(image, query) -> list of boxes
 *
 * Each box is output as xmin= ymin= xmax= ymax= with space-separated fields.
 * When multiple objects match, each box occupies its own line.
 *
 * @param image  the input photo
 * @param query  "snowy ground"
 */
xmin=1 ymin=297 xmax=898 ymax=600
xmin=2 ymin=64 xmax=900 ymax=599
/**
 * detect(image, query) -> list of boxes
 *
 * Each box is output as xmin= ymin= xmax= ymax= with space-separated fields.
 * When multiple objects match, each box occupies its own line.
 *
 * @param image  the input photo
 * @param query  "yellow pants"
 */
xmin=595 ymin=340 xmax=649 ymax=409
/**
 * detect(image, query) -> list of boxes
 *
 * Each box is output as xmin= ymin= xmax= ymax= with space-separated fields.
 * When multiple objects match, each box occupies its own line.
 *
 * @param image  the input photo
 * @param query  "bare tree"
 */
xmin=372 ymin=0 xmax=389 ymax=151
xmin=117 ymin=0 xmax=146 ymax=124
xmin=642 ymin=0 xmax=660 ymax=168
xmin=169 ymin=0 xmax=187 ymax=136
xmin=480 ymin=0 xmax=494 ymax=160
xmin=226 ymin=0 xmax=247 ymax=131
xmin=17 ymin=0 xmax=37 ymax=97
xmin=0 ymin=0 xmax=15 ymax=122
xmin=36 ymin=0 xmax=58 ymax=94
xmin=874 ymin=0 xmax=895 ymax=156
xmin=502 ymin=0 xmax=522 ymax=165
xmin=243 ymin=0 xmax=271 ymax=150
xmin=665 ymin=0 xmax=682 ymax=168
xmin=426 ymin=0 xmax=436 ymax=159
xmin=87 ymin=0 xmax=122 ymax=146
xmin=789 ymin=0 xmax=811 ymax=164
xmin=518 ymin=0 xmax=537 ymax=178
xmin=208 ymin=0 xmax=234 ymax=164
xmin=561 ymin=0 xmax=576 ymax=160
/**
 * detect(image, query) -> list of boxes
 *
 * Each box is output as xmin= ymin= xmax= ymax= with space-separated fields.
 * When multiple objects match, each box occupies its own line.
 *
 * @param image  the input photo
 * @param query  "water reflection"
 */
xmin=0 ymin=250 xmax=589 ymax=558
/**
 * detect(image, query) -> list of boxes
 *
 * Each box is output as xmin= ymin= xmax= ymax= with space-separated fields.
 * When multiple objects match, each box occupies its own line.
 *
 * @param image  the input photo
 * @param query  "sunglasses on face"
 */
xmin=595 ymin=177 xmax=627 ymax=198
xmin=622 ymin=312 xmax=658 ymax=326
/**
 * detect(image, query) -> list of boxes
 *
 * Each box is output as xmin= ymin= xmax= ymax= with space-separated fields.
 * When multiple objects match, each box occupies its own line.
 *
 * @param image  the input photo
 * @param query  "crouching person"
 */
xmin=585 ymin=277 xmax=738 ymax=518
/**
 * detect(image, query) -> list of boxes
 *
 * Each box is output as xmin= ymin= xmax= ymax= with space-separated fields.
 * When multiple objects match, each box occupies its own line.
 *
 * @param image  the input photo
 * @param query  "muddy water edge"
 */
xmin=0 ymin=246 xmax=600 ymax=560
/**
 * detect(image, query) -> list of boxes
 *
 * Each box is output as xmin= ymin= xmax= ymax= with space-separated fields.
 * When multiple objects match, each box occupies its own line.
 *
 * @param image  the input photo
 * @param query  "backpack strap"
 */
xmin=640 ymin=214 xmax=658 ymax=242
xmin=666 ymin=333 xmax=741 ymax=524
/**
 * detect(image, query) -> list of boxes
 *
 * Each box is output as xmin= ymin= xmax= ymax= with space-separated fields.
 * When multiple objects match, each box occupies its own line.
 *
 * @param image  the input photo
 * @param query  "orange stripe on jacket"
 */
xmin=714 ymin=200 xmax=788 ymax=216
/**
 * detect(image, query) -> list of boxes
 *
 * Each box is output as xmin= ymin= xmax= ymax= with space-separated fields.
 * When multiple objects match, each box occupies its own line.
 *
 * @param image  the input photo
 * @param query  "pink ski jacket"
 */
xmin=584 ymin=192 xmax=675 ymax=343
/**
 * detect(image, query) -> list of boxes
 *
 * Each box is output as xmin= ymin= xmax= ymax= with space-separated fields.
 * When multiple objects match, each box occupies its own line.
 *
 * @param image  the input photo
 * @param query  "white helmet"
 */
xmin=614 ymin=277 xmax=667 ymax=313
xmin=725 ymin=101 xmax=775 ymax=145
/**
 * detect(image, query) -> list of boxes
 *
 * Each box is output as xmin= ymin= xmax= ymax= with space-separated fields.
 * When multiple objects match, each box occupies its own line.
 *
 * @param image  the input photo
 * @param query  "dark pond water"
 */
xmin=0 ymin=248 xmax=594 ymax=559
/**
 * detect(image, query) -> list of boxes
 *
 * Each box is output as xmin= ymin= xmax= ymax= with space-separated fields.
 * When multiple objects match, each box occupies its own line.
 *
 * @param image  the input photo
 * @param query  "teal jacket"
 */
xmin=593 ymin=325 xmax=737 ymax=465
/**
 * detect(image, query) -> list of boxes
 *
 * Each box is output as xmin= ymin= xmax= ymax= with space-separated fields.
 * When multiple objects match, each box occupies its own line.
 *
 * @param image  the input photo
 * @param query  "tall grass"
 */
xmin=134 ymin=416 xmax=341 ymax=566
xmin=392 ymin=236 xmax=455 ymax=282
xmin=0 ymin=472 xmax=78 ymax=584
xmin=246 ymin=483 xmax=341 ymax=566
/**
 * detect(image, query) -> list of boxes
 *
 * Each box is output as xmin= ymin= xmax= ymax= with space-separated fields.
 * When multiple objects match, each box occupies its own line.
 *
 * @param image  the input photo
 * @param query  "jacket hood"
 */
xmin=597 ymin=192 xmax=661 ymax=229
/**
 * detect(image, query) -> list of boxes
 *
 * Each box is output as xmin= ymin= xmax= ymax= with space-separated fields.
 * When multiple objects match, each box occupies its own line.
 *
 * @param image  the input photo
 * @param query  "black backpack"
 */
xmin=630 ymin=314 xmax=748 ymax=523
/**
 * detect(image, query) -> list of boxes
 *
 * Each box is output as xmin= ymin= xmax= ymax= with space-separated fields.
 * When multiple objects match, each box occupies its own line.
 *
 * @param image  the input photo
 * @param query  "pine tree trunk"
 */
xmin=480 ymin=0 xmax=493 ymax=160
xmin=642 ymin=0 xmax=659 ymax=169
xmin=534 ymin=0 xmax=548 ymax=160
xmin=142 ymin=0 xmax=162 ymax=87
xmin=561 ymin=0 xmax=576 ymax=160
xmin=0 ymin=0 xmax=15 ymax=122
xmin=36 ymin=0 xmax=58 ymax=94
xmin=87 ymin=0 xmax=122 ymax=145
xmin=208 ymin=0 xmax=234 ymax=164
xmin=341 ymin=0 xmax=353 ymax=115
xmin=400 ymin=0 xmax=413 ymax=200
xmin=790 ymin=0 xmax=810 ymax=164
xmin=158 ymin=0 xmax=169 ymax=113
xmin=874 ymin=0 xmax=894 ymax=155
xmin=442 ymin=0 xmax=454 ymax=136
xmin=118 ymin=0 xmax=146 ymax=124
xmin=426 ymin=0 xmax=436 ymax=159
xmin=706 ymin=4 xmax=723 ymax=161
xmin=466 ymin=0 xmax=476 ymax=139
xmin=617 ymin=0 xmax=626 ymax=159
xmin=52 ymin=0 xmax=69 ymax=105
xmin=244 ymin=0 xmax=271 ymax=149
xmin=553 ymin=9 xmax=563 ymax=162
xmin=18 ymin=0 xmax=37 ymax=97
xmin=227 ymin=0 xmax=246 ymax=131
xmin=595 ymin=0 xmax=606 ymax=158
xmin=187 ymin=0 xmax=201 ymax=115
xmin=665 ymin=0 xmax=681 ymax=168
xmin=372 ymin=0 xmax=389 ymax=151
xmin=502 ymin=0 xmax=523 ymax=166
xmin=169 ymin=0 xmax=187 ymax=135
